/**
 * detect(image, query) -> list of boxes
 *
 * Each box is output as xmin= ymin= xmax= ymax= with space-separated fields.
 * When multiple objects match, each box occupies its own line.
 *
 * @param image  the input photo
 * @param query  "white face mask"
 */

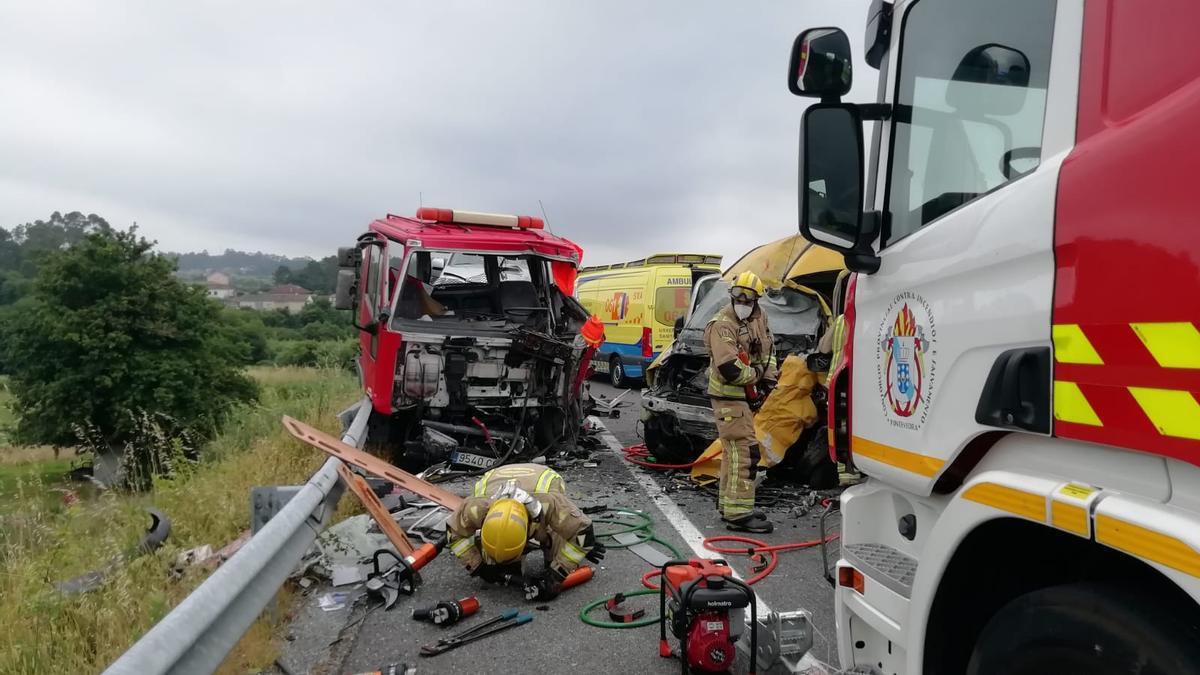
xmin=733 ymin=303 xmax=753 ymax=320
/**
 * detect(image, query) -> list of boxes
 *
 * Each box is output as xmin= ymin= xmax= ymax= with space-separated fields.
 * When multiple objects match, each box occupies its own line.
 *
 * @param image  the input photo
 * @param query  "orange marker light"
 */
xmin=838 ymin=566 xmax=865 ymax=595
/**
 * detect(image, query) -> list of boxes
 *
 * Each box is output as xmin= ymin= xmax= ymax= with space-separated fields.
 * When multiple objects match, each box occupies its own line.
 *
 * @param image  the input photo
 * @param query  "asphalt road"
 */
xmin=280 ymin=380 xmax=842 ymax=674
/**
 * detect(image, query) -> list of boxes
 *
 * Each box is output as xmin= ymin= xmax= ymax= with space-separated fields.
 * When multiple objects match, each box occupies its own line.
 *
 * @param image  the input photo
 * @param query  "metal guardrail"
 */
xmin=105 ymin=397 xmax=373 ymax=675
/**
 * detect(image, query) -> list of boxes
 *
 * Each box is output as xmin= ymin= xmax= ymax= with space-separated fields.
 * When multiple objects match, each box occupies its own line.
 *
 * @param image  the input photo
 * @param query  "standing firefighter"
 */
xmin=446 ymin=463 xmax=604 ymax=600
xmin=704 ymin=271 xmax=778 ymax=533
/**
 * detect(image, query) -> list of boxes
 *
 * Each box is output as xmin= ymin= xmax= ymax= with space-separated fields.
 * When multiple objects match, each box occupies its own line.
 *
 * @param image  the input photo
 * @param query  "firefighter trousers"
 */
xmin=711 ymin=398 xmax=759 ymax=519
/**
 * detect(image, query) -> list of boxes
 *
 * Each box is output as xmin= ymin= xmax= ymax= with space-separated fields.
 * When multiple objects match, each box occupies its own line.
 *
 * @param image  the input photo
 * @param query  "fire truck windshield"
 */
xmin=882 ymin=0 xmax=1056 ymax=247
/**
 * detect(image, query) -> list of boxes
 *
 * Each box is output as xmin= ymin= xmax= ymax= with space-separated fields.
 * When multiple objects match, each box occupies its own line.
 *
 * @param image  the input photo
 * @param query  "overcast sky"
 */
xmin=0 ymin=1 xmax=875 ymax=266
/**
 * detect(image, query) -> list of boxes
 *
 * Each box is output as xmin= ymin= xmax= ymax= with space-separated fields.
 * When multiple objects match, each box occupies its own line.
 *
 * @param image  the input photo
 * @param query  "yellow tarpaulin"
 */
xmin=690 ymin=354 xmax=821 ymax=482
xmin=722 ymin=235 xmax=811 ymax=289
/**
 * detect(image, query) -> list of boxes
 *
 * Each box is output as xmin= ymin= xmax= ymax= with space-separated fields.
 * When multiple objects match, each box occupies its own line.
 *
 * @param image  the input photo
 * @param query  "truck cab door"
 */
xmin=847 ymin=0 xmax=1081 ymax=495
xmin=354 ymin=236 xmax=390 ymax=407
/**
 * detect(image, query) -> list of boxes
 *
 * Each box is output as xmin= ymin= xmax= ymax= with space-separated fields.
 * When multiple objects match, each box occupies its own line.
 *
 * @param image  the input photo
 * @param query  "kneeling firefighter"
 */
xmin=704 ymin=271 xmax=778 ymax=533
xmin=446 ymin=463 xmax=604 ymax=600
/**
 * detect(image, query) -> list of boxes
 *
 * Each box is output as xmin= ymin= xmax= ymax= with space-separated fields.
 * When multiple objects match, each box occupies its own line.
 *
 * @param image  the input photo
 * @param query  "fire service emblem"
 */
xmin=877 ymin=293 xmax=936 ymax=429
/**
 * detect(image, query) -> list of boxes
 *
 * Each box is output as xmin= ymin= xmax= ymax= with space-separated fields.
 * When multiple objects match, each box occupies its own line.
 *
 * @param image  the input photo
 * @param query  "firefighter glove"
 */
xmin=585 ymin=542 xmax=606 ymax=564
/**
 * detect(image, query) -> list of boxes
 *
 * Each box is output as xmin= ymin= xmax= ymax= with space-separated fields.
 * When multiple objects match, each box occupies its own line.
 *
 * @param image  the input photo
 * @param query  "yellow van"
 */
xmin=576 ymin=253 xmax=722 ymax=386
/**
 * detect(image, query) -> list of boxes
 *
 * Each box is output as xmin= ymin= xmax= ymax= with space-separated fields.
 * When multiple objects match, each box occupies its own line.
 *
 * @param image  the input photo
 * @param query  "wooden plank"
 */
xmin=282 ymin=415 xmax=465 ymax=511
xmin=336 ymin=463 xmax=416 ymax=557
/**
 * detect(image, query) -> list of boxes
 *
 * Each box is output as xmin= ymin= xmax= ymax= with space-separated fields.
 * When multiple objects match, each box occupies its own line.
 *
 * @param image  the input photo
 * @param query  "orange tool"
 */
xmin=336 ymin=464 xmax=416 ymax=557
xmin=561 ymin=565 xmax=594 ymax=591
xmin=282 ymin=416 xmax=464 ymax=511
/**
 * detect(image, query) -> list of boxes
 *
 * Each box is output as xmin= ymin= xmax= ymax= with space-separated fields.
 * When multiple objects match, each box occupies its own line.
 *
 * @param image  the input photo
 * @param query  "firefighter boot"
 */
xmin=722 ymin=509 xmax=774 ymax=533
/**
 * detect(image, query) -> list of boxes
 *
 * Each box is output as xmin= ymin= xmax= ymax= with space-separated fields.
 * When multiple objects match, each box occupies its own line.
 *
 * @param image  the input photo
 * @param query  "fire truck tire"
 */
xmin=966 ymin=582 xmax=1200 ymax=675
xmin=609 ymin=357 xmax=626 ymax=388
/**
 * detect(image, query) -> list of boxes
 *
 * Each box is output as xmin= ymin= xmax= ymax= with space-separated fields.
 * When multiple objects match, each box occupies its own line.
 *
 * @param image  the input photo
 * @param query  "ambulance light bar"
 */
xmin=415 ymin=207 xmax=544 ymax=230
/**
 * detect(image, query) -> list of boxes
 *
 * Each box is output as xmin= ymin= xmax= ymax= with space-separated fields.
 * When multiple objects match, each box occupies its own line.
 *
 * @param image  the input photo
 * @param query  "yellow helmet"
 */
xmin=480 ymin=498 xmax=529 ymax=564
xmin=730 ymin=271 xmax=765 ymax=299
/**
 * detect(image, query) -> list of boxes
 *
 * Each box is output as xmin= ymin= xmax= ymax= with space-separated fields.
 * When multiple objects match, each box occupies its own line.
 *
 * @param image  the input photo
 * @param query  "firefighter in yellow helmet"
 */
xmin=704 ymin=271 xmax=778 ymax=533
xmin=445 ymin=463 xmax=603 ymax=600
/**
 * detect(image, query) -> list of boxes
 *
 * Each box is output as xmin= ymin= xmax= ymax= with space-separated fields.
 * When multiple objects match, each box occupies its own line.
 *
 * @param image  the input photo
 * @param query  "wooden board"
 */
xmin=336 ymin=463 xmax=416 ymax=557
xmin=282 ymin=415 xmax=465 ymax=511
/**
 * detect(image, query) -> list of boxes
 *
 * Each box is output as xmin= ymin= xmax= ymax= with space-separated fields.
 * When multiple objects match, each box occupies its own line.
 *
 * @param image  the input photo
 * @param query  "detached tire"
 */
xmin=609 ymin=356 xmax=626 ymax=388
xmin=966 ymin=582 xmax=1200 ymax=675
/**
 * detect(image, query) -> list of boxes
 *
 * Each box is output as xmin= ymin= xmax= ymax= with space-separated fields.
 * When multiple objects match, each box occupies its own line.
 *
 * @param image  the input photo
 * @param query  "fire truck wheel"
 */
xmin=966 ymin=581 xmax=1200 ymax=675
xmin=609 ymin=357 xmax=626 ymax=388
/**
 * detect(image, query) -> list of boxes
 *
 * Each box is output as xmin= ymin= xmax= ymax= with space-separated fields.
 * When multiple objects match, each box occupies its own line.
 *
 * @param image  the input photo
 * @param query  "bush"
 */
xmin=272 ymin=339 xmax=357 ymax=370
xmin=3 ymin=228 xmax=257 ymax=486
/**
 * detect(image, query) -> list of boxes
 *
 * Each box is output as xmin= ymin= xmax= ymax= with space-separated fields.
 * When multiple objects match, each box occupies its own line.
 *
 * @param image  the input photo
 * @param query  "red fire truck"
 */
xmin=334 ymin=208 xmax=595 ymax=471
xmin=791 ymin=0 xmax=1200 ymax=672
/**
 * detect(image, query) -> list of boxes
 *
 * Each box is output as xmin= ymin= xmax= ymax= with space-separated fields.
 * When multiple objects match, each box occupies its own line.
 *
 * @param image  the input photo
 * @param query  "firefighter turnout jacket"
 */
xmin=705 ymin=303 xmax=777 ymax=399
xmin=446 ymin=463 xmax=594 ymax=579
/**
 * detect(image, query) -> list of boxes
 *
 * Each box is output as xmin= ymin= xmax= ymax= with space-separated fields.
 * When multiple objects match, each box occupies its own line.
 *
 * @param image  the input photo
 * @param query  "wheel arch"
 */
xmin=921 ymin=517 xmax=1200 ymax=675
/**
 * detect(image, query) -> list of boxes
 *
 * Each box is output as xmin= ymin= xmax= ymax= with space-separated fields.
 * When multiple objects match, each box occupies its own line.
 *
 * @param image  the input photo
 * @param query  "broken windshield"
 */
xmin=391 ymin=249 xmax=549 ymax=326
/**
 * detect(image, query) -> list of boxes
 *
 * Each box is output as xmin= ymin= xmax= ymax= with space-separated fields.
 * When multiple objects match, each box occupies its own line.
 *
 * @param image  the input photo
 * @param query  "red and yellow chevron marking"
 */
xmin=1052 ymin=322 xmax=1200 ymax=464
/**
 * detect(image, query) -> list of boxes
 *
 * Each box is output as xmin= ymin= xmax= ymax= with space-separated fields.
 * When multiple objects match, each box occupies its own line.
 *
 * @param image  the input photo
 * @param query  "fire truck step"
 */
xmin=842 ymin=543 xmax=917 ymax=598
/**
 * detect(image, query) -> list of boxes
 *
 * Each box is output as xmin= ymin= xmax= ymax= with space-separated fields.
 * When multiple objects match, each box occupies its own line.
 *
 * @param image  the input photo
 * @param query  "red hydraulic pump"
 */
xmin=658 ymin=558 xmax=757 ymax=674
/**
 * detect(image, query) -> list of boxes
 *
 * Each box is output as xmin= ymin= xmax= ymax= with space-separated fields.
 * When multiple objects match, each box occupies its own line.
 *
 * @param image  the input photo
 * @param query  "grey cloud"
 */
xmin=0 ymin=1 xmax=876 ymax=263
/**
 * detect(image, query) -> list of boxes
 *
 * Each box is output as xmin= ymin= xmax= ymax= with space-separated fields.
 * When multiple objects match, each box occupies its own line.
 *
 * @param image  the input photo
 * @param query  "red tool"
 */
xmin=738 ymin=350 xmax=765 ymax=411
xmin=413 ymin=596 xmax=481 ymax=626
xmin=658 ymin=558 xmax=757 ymax=674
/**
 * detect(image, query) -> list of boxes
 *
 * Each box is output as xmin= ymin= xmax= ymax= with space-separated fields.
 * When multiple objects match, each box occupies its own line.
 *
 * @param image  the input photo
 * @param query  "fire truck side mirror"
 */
xmin=334 ymin=269 xmax=358 ymax=311
xmin=788 ymin=28 xmax=853 ymax=100
xmin=798 ymin=104 xmax=880 ymax=274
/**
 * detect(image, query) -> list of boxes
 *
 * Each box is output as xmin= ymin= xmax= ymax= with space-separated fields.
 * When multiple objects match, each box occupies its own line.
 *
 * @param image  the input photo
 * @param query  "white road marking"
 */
xmin=589 ymin=417 xmax=774 ymax=617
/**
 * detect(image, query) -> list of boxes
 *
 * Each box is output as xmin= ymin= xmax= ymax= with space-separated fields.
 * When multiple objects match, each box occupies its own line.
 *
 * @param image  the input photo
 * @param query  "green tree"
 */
xmin=4 ymin=227 xmax=257 ymax=484
xmin=272 ymin=264 xmax=293 ymax=285
xmin=217 ymin=308 xmax=272 ymax=364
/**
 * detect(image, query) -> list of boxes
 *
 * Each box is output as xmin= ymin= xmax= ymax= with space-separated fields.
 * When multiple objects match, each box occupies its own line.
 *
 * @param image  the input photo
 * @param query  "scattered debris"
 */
xmin=581 ymin=504 xmax=609 ymax=515
xmin=582 ymin=461 xmax=598 ymax=468
xmin=331 ymin=564 xmax=366 ymax=587
xmin=318 ymin=592 xmax=350 ymax=612
xmin=174 ymin=544 xmax=214 ymax=571
xmin=56 ymin=508 xmax=171 ymax=595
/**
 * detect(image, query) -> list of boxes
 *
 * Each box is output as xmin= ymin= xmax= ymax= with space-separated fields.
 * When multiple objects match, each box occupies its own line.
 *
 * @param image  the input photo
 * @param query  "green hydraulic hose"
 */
xmin=580 ymin=510 xmax=682 ymax=629
xmin=579 ymin=588 xmax=660 ymax=628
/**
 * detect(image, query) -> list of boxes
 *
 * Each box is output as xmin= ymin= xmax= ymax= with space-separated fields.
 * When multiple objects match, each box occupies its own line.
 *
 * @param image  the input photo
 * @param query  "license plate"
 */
xmin=451 ymin=451 xmax=495 ymax=469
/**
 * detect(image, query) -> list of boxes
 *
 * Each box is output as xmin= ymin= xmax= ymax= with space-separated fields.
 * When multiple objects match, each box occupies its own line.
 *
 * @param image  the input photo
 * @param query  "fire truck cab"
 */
xmin=792 ymin=1 xmax=1200 ymax=673
xmin=335 ymin=208 xmax=593 ymax=470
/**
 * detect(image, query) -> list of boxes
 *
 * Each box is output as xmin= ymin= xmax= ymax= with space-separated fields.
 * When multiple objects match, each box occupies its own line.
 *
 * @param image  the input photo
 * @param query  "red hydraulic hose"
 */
xmin=638 ymin=533 xmax=839 ymax=588
xmin=622 ymin=443 xmax=720 ymax=470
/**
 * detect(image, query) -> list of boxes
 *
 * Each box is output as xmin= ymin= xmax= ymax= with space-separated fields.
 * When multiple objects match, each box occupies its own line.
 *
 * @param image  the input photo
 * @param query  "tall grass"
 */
xmin=0 ymin=366 xmax=359 ymax=674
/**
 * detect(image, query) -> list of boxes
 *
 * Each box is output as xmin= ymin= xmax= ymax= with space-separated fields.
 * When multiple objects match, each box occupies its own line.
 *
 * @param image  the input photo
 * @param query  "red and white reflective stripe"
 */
xmin=415 ymin=207 xmax=544 ymax=230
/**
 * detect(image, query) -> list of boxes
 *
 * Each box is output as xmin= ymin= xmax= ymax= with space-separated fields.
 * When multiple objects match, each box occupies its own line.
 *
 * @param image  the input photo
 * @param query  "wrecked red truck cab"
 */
xmin=335 ymin=208 xmax=594 ymax=471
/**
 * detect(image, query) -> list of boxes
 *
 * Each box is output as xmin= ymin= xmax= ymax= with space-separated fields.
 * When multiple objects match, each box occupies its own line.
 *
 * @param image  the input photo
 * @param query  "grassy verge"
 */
xmin=0 ymin=366 xmax=359 ymax=673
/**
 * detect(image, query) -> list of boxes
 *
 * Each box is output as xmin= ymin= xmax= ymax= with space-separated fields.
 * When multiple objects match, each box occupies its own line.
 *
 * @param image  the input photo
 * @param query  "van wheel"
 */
xmin=966 ymin=582 xmax=1200 ymax=675
xmin=609 ymin=357 xmax=626 ymax=388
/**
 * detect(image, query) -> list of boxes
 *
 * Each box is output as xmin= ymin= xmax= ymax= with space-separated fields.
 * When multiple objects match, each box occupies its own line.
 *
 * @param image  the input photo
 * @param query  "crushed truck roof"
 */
xmin=371 ymin=210 xmax=584 ymax=264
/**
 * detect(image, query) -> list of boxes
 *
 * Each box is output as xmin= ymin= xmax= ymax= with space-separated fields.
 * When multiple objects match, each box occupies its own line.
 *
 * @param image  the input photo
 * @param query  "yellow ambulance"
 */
xmin=576 ymin=253 xmax=722 ymax=387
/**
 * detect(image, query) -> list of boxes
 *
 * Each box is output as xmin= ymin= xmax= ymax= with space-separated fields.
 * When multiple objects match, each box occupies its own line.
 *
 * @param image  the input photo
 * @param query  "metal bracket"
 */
xmin=250 ymin=486 xmax=303 ymax=534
